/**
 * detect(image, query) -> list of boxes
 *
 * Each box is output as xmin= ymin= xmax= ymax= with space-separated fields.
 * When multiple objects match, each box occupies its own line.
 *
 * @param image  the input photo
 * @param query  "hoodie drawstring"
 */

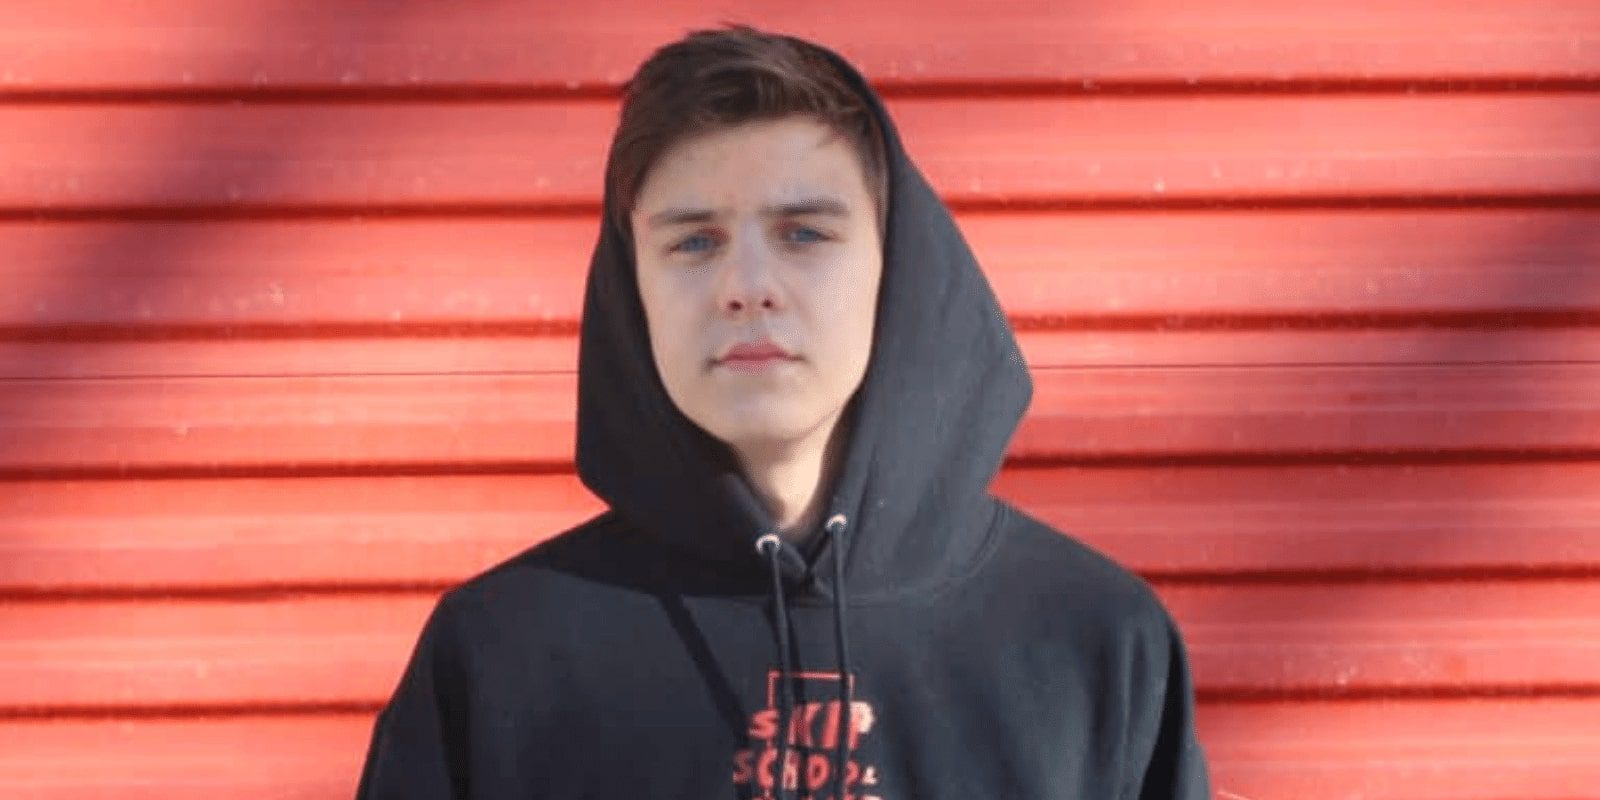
xmin=755 ymin=532 xmax=796 ymax=800
xmin=824 ymin=514 xmax=853 ymax=800
xmin=754 ymin=514 xmax=854 ymax=800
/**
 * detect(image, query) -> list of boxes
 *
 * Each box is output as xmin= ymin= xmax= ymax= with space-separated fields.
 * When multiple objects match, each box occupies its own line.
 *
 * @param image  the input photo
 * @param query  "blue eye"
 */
xmin=673 ymin=233 xmax=716 ymax=254
xmin=788 ymin=226 xmax=826 ymax=244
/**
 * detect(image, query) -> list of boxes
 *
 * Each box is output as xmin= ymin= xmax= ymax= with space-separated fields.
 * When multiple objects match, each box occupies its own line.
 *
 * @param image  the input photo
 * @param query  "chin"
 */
xmin=696 ymin=407 xmax=827 ymax=451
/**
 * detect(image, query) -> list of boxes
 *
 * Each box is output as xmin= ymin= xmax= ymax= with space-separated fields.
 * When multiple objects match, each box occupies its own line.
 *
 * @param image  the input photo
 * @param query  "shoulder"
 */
xmin=464 ymin=508 xmax=629 ymax=585
xmin=983 ymin=499 xmax=1178 ymax=644
xmin=422 ymin=509 xmax=641 ymax=639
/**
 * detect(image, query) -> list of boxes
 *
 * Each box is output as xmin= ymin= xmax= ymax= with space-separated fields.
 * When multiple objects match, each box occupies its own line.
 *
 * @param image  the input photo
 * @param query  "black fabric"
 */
xmin=356 ymin=36 xmax=1210 ymax=800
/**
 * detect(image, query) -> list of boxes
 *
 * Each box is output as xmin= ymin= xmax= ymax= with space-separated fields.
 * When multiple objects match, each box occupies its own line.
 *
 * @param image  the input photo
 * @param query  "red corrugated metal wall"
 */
xmin=3 ymin=2 xmax=1598 ymax=797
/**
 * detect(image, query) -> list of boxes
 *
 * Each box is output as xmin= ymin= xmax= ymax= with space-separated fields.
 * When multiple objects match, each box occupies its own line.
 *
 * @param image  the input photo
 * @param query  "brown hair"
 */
xmin=604 ymin=23 xmax=889 ymax=243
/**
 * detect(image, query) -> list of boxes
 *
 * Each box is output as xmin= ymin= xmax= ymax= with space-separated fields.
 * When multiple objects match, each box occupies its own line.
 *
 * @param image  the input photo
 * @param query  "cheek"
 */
xmin=640 ymin=287 xmax=677 ymax=342
xmin=637 ymin=275 xmax=696 ymax=373
xmin=841 ymin=255 xmax=884 ymax=343
xmin=813 ymin=261 xmax=882 ymax=379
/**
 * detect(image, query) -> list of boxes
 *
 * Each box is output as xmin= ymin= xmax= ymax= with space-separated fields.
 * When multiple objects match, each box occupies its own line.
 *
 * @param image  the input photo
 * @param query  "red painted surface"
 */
xmin=3 ymin=1 xmax=1597 ymax=91
xmin=4 ymin=96 xmax=1599 ymax=209
xmin=1 ymin=3 xmax=1598 ymax=798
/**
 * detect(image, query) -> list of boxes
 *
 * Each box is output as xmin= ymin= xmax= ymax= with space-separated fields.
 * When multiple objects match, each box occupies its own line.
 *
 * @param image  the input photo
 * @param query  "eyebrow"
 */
xmin=644 ymin=197 xmax=851 ymax=229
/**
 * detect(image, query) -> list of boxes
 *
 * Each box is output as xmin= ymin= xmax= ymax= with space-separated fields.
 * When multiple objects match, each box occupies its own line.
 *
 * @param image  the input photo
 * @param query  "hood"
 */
xmin=573 ymin=39 xmax=1033 ymax=604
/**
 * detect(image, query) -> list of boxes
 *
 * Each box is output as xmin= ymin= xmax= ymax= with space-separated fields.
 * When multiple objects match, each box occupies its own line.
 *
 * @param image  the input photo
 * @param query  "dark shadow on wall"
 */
xmin=0 ymin=5 xmax=494 ymax=796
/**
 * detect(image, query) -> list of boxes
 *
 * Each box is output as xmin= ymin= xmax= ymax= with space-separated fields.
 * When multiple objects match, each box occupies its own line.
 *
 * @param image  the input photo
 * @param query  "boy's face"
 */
xmin=631 ymin=116 xmax=884 ymax=453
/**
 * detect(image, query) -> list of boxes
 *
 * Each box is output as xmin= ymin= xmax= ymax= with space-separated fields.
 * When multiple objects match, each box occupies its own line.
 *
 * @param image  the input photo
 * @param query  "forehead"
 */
xmin=633 ymin=116 xmax=872 ymax=217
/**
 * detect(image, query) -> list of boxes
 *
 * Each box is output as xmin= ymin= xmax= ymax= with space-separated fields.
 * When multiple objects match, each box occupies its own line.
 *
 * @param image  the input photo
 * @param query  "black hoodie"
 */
xmin=355 ymin=37 xmax=1211 ymax=800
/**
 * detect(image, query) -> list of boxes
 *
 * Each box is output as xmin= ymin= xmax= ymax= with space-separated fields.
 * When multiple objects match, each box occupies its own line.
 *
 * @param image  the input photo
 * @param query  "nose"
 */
xmin=716 ymin=232 xmax=783 ymax=315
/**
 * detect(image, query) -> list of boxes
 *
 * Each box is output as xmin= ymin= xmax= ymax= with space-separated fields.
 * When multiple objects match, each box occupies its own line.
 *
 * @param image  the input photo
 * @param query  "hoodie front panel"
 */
xmin=396 ymin=502 xmax=1185 ymax=800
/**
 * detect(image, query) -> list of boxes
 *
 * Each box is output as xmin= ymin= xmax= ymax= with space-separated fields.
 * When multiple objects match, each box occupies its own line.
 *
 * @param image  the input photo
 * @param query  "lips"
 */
xmin=719 ymin=340 xmax=794 ymax=362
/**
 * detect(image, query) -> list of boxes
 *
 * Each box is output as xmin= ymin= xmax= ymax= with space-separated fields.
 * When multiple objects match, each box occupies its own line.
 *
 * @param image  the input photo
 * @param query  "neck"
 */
xmin=732 ymin=408 xmax=851 ymax=553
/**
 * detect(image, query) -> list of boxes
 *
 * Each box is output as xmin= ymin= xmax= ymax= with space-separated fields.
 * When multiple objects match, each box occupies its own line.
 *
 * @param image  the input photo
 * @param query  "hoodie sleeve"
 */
xmin=1122 ymin=604 xmax=1212 ymax=800
xmin=354 ymin=590 xmax=473 ymax=800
